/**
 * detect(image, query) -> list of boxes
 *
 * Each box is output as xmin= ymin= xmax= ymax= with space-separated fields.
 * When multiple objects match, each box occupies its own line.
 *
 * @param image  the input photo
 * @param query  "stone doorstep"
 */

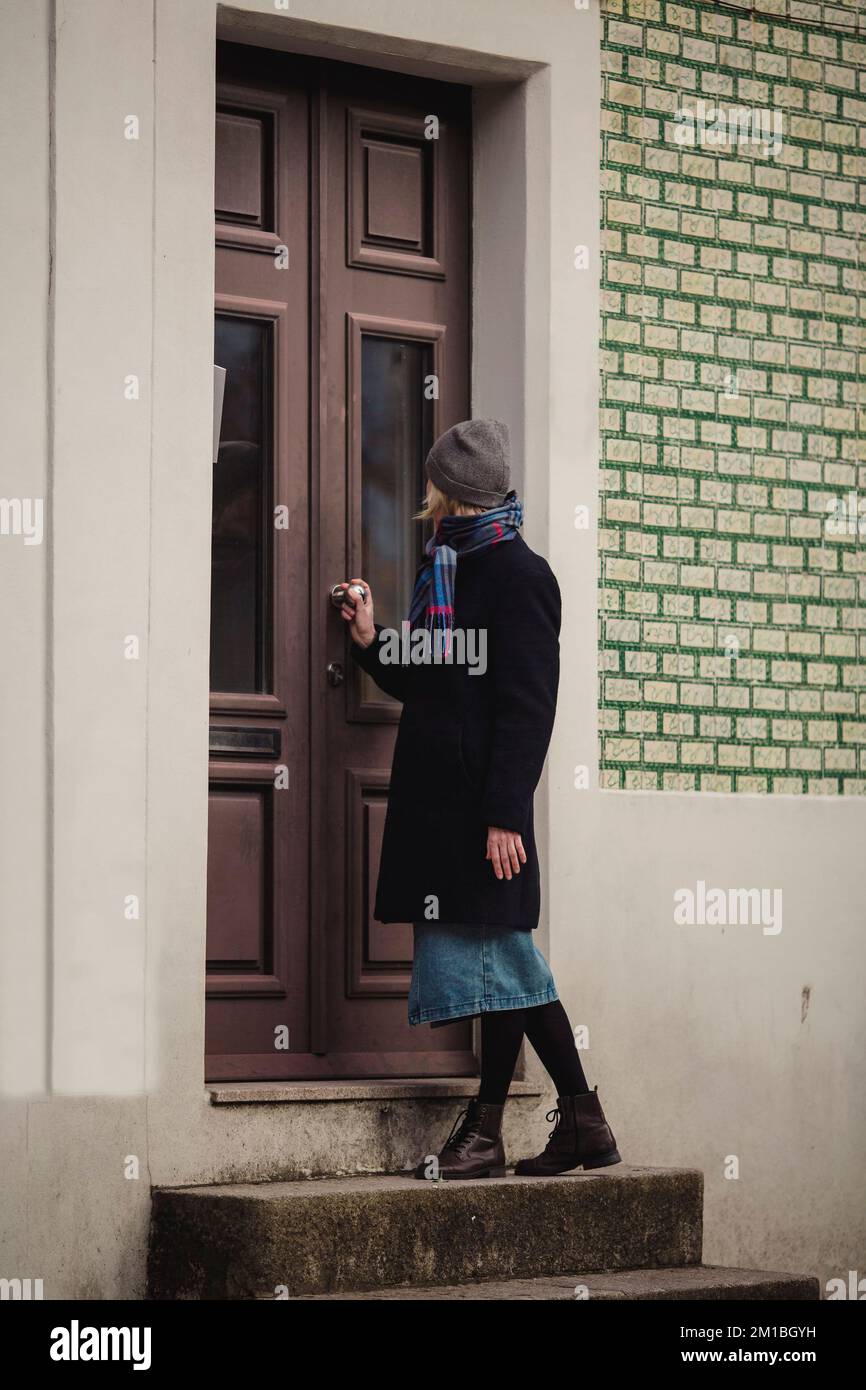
xmin=148 ymin=1166 xmax=704 ymax=1300
xmin=291 ymin=1266 xmax=821 ymax=1301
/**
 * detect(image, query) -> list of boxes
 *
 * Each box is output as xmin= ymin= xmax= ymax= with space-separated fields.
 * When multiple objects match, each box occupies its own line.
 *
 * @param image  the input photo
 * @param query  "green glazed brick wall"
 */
xmin=598 ymin=0 xmax=866 ymax=793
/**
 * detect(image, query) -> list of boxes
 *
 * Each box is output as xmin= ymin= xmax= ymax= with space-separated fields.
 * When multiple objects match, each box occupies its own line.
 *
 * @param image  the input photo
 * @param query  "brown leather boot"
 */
xmin=514 ymin=1086 xmax=621 ymax=1176
xmin=413 ymin=1098 xmax=506 ymax=1180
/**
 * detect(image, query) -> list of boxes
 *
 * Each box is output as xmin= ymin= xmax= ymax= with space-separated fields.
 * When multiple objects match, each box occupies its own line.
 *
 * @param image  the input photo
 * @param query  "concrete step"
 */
xmin=295 ymin=1265 xmax=820 ymax=1301
xmin=149 ymin=1165 xmax=702 ymax=1300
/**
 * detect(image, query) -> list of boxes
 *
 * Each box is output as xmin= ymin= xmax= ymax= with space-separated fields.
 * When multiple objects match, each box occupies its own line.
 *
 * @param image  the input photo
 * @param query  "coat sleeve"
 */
xmin=349 ymin=623 xmax=409 ymax=703
xmin=480 ymin=562 xmax=561 ymax=834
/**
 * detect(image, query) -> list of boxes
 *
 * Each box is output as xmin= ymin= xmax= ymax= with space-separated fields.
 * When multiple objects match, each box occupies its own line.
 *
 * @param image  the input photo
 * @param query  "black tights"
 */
xmin=478 ymin=999 xmax=589 ymax=1105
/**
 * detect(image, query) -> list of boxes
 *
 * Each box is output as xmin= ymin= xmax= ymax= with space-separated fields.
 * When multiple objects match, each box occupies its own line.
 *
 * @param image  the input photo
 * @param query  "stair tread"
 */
xmin=157 ymin=1163 xmax=698 ymax=1201
xmin=293 ymin=1265 xmax=820 ymax=1301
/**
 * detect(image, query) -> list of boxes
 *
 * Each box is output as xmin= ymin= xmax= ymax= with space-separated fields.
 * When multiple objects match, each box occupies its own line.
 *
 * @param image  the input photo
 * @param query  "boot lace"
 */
xmin=442 ymin=1106 xmax=481 ymax=1159
xmin=545 ymin=1107 xmax=561 ymax=1142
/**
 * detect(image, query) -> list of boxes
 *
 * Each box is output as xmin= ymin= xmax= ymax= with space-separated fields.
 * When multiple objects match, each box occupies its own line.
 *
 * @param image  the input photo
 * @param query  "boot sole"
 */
xmin=413 ymin=1164 xmax=506 ymax=1180
xmin=439 ymin=1164 xmax=506 ymax=1180
xmin=515 ymin=1149 xmax=622 ymax=1177
xmin=582 ymin=1149 xmax=622 ymax=1170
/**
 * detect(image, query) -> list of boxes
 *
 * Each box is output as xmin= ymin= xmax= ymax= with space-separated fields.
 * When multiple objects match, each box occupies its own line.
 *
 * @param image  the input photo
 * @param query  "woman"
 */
xmin=337 ymin=418 xmax=620 ymax=1180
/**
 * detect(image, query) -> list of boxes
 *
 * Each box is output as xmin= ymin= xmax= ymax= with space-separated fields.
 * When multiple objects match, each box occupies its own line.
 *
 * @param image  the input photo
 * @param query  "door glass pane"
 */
xmin=360 ymin=335 xmax=434 ymax=704
xmin=211 ymin=315 xmax=271 ymax=693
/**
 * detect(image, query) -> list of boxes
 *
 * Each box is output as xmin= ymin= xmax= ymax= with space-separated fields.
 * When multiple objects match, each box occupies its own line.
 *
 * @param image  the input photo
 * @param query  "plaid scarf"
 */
xmin=407 ymin=490 xmax=523 ymax=650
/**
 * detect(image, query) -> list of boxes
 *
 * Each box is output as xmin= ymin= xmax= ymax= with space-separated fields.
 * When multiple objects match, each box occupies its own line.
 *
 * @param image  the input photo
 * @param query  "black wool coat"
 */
xmin=350 ymin=533 xmax=561 ymax=929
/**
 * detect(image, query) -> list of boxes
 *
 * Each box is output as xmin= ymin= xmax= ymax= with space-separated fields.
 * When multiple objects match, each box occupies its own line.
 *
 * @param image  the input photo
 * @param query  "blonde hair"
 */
xmin=414 ymin=479 xmax=487 ymax=522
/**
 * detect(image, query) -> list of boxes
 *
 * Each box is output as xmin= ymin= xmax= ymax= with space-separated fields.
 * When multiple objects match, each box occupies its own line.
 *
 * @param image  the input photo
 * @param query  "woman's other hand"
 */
xmin=486 ymin=826 xmax=527 ymax=880
xmin=337 ymin=578 xmax=375 ymax=648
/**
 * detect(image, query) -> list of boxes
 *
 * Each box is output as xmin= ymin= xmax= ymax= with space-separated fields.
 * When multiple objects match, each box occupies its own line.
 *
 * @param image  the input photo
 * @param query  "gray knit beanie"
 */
xmin=424 ymin=418 xmax=511 ymax=509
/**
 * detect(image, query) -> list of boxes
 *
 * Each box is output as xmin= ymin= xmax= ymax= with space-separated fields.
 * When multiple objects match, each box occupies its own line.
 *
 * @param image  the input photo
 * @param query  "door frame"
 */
xmin=205 ymin=5 xmax=565 ymax=1095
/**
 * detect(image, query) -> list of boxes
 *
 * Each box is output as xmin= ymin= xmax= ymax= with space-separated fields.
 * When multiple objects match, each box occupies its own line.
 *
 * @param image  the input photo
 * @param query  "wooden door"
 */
xmin=206 ymin=45 xmax=475 ymax=1081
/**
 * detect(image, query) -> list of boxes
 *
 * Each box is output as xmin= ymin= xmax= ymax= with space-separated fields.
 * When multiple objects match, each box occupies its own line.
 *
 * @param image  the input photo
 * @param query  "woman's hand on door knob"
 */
xmin=337 ymin=578 xmax=375 ymax=648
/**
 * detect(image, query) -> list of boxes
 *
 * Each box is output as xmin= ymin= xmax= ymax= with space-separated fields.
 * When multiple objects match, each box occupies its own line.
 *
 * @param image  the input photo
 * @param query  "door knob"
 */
xmin=326 ymin=661 xmax=344 ymax=688
xmin=330 ymin=581 xmax=367 ymax=609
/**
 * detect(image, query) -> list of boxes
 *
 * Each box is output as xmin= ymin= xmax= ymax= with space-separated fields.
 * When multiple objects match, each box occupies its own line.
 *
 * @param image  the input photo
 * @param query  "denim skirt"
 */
xmin=408 ymin=921 xmax=559 ymax=1027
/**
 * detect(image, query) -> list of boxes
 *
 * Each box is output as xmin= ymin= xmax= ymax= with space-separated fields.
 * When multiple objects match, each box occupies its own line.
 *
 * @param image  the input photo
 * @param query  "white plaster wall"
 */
xmin=547 ymin=787 xmax=866 ymax=1283
xmin=51 ymin=0 xmax=155 ymax=1095
xmin=1 ymin=0 xmax=862 ymax=1299
xmin=0 ymin=0 xmax=51 ymax=1285
xmin=0 ymin=0 xmax=50 ymax=1100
